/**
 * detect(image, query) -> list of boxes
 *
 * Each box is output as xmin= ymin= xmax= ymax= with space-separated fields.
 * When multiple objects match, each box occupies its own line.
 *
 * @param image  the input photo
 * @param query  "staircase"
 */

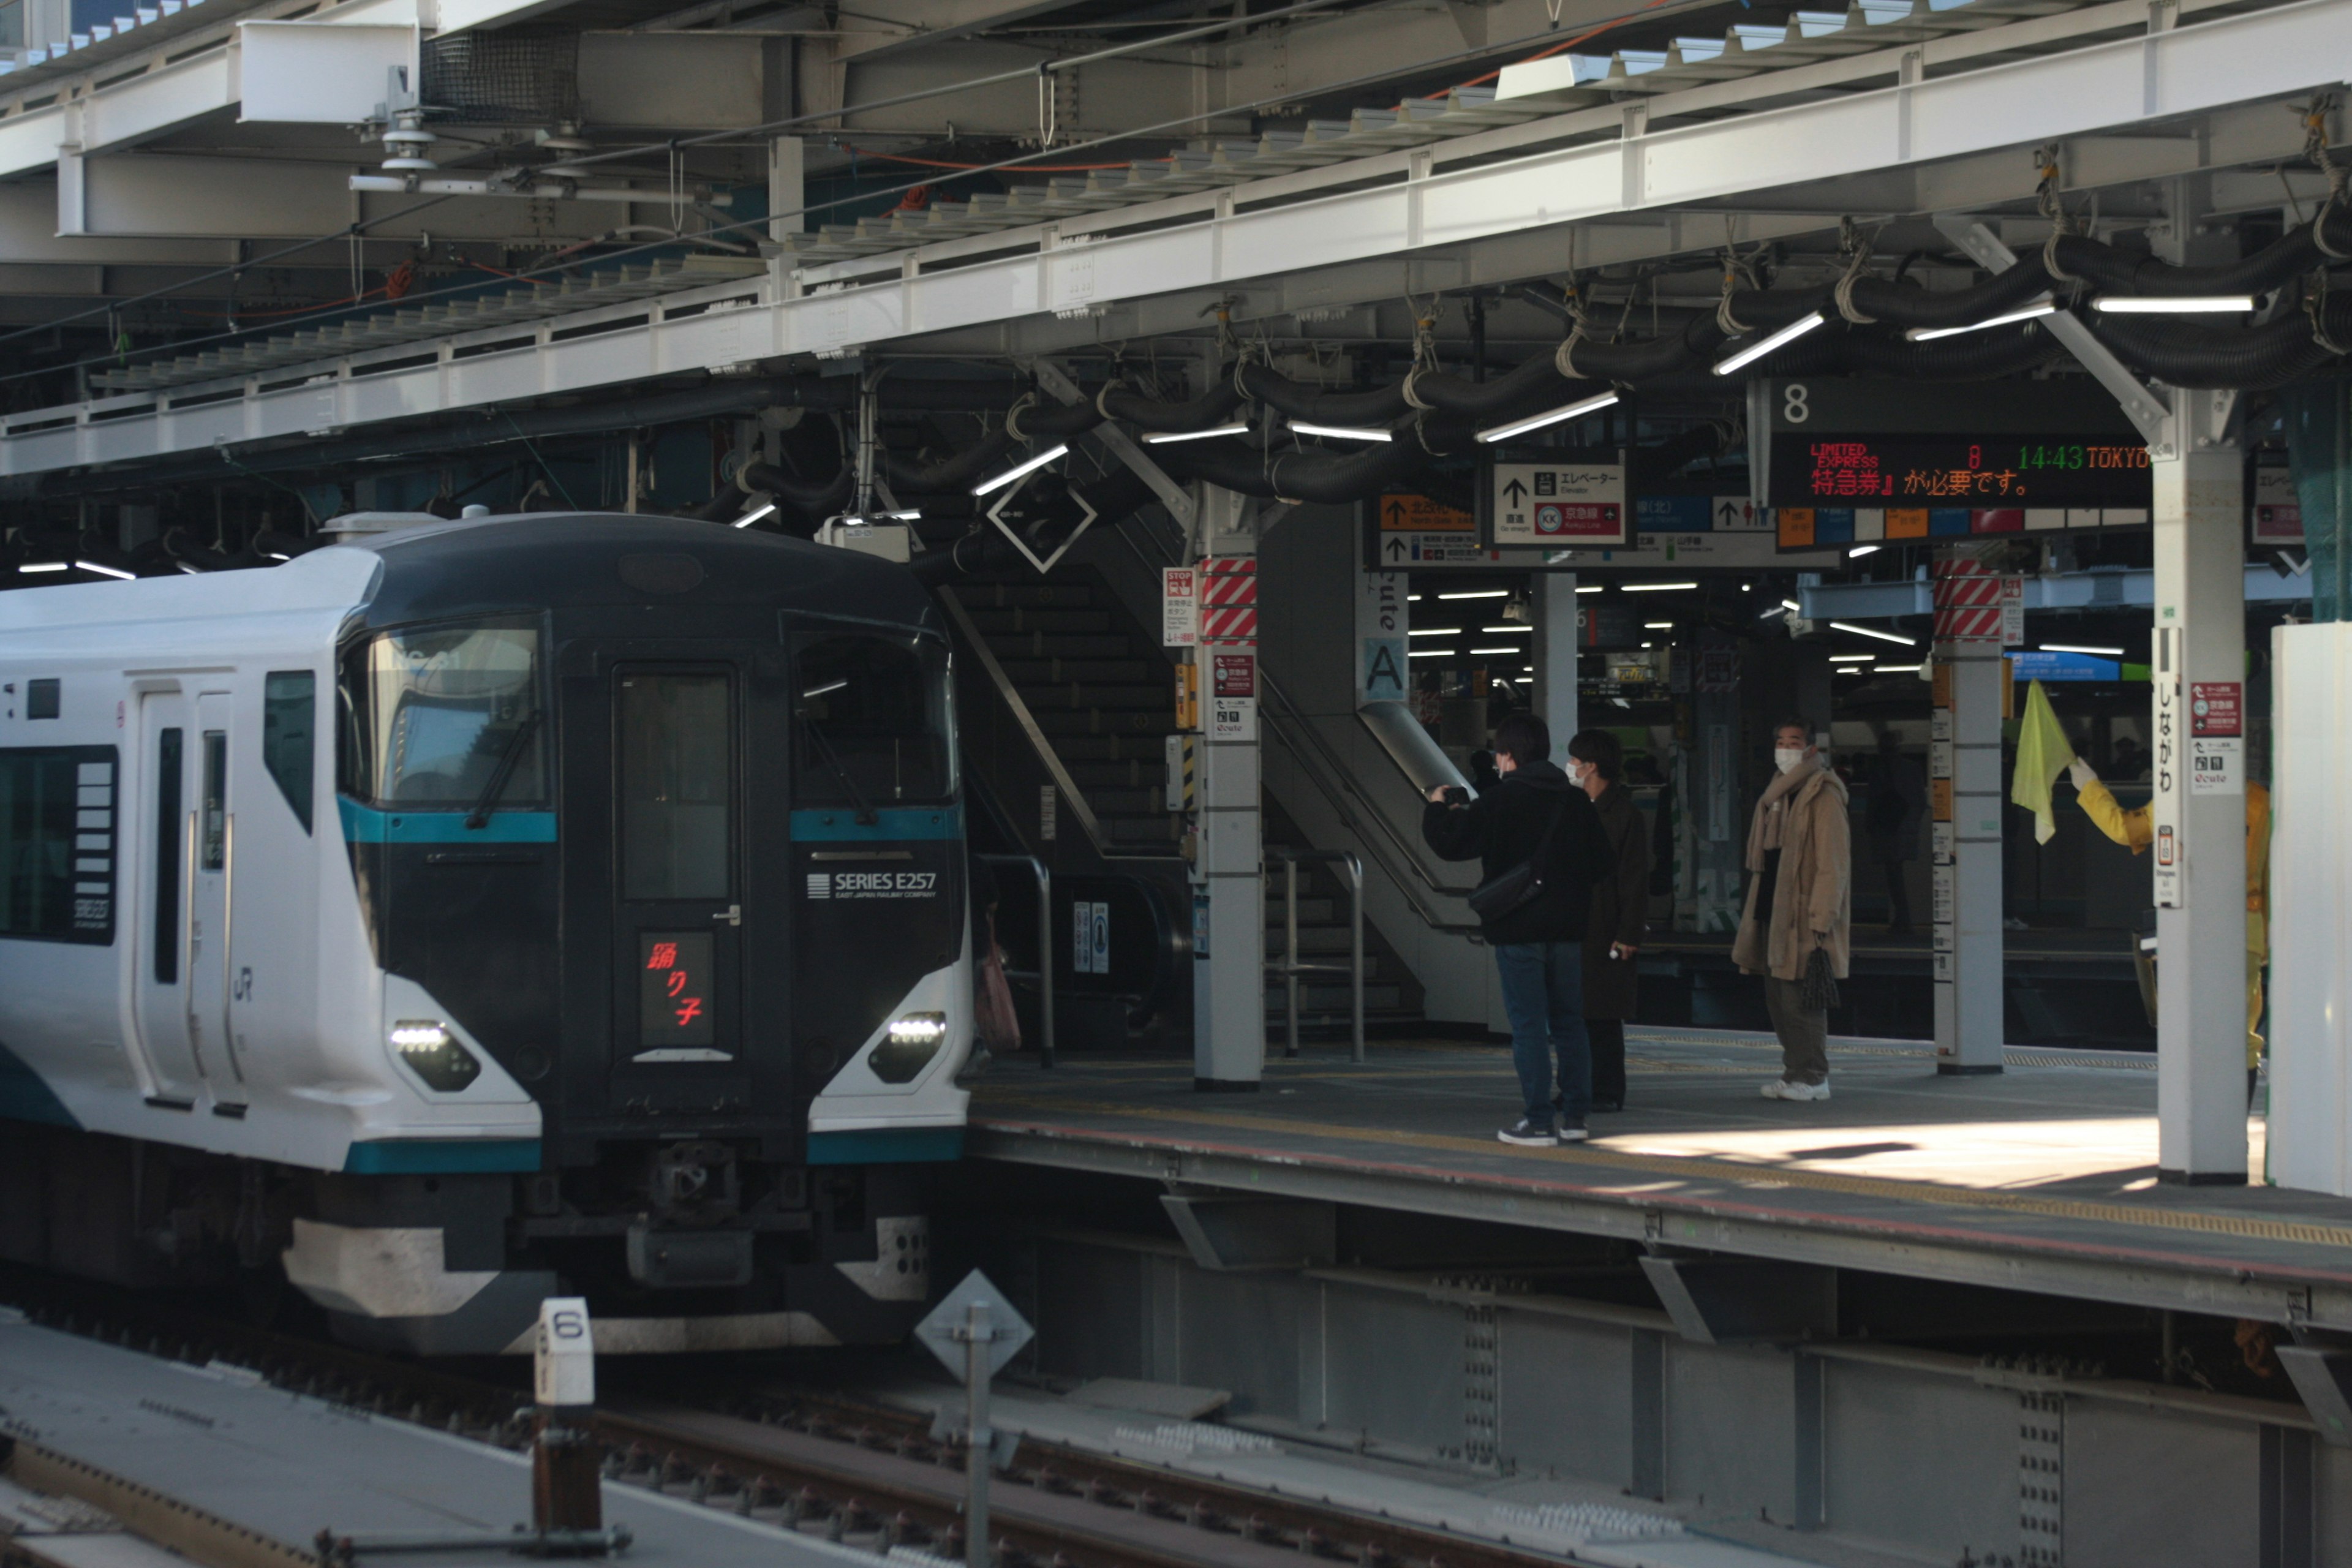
xmin=1262 ymin=794 xmax=1426 ymax=1036
xmin=945 ymin=571 xmax=1182 ymax=853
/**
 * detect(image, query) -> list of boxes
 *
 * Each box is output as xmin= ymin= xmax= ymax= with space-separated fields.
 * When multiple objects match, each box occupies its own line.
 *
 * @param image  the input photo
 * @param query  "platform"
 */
xmin=0 ymin=1313 xmax=883 ymax=1568
xmin=967 ymin=1028 xmax=2352 ymax=1331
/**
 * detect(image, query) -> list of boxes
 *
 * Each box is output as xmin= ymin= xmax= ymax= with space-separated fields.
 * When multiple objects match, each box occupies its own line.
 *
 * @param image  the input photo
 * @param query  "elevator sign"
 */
xmin=2190 ymin=680 xmax=2243 ymax=797
xmin=1487 ymin=462 xmax=1628 ymax=548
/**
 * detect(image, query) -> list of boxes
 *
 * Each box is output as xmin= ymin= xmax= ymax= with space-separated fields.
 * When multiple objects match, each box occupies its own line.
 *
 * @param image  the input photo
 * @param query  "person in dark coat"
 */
xmin=1568 ymin=729 xmax=1651 ymax=1112
xmin=1423 ymin=712 xmax=1615 ymax=1147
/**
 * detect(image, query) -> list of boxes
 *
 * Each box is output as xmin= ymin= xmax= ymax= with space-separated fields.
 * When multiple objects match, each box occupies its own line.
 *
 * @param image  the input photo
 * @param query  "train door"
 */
xmin=133 ymin=691 xmax=204 ymax=1104
xmin=610 ymin=665 xmax=745 ymax=1078
xmin=187 ymin=692 xmax=244 ymax=1106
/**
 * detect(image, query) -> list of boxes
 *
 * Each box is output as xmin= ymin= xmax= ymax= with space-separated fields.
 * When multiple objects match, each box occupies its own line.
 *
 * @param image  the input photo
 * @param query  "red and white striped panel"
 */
xmin=1199 ymin=556 xmax=1257 ymax=643
xmin=1931 ymin=560 xmax=2002 ymax=642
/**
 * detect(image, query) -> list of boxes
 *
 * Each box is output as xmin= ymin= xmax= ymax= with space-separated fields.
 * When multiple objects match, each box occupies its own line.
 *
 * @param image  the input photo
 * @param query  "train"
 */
xmin=0 ymin=511 xmax=974 ymax=1354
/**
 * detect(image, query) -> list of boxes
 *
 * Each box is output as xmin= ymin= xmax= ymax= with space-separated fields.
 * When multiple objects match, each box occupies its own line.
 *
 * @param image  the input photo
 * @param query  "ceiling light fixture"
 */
xmin=971 ymin=443 xmax=1072 ymax=496
xmin=1832 ymin=620 xmax=1918 ymax=647
xmin=1289 ymin=420 xmax=1392 ymax=442
xmin=1620 ymin=581 xmax=1698 ymax=594
xmin=1904 ymin=300 xmax=2057 ymax=341
xmin=1144 ymin=423 xmax=1250 ymax=444
xmin=20 ymin=561 xmax=69 ymax=573
xmin=732 ymin=500 xmax=778 ymax=529
xmin=1575 ymin=584 xmax=1603 ymax=595
xmin=1848 ymin=544 xmax=1880 ymax=558
xmin=1712 ymin=311 xmax=1828 ymax=376
xmin=2090 ymin=295 xmax=2256 ymax=314
xmin=1406 ymin=628 xmax=1458 ymax=638
xmin=1473 ymin=391 xmax=1621 ymax=444
xmin=2041 ymin=643 xmax=2127 ymax=657
xmin=1830 ymin=654 xmax=1876 ymax=663
xmin=74 ymin=560 xmax=135 ymax=579
xmin=1438 ymin=589 xmax=1508 ymax=600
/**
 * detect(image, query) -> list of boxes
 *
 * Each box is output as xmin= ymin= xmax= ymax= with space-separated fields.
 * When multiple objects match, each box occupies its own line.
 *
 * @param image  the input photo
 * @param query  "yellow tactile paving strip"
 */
xmin=973 ymin=1092 xmax=2352 ymax=1254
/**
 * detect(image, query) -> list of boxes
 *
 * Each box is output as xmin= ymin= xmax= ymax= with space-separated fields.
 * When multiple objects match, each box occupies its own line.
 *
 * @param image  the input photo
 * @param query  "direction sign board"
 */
xmin=987 ymin=476 xmax=1098 ymax=575
xmin=914 ymin=1269 xmax=1035 ymax=1379
xmin=1485 ymin=462 xmax=1627 ymax=548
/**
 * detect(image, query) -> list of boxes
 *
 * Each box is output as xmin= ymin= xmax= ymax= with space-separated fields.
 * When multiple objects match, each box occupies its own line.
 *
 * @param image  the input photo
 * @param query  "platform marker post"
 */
xmin=1192 ymin=485 xmax=1264 ymax=1090
xmin=1929 ymin=556 xmax=2006 ymax=1074
xmin=530 ymin=1297 xmax=603 ymax=1540
xmin=915 ymin=1270 xmax=1036 ymax=1568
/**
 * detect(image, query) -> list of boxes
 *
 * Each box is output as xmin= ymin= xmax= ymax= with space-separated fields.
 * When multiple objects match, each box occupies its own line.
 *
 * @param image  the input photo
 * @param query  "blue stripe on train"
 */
xmin=337 ymin=800 xmax=558 ymax=844
xmin=0 ymin=1038 xmax=78 ymax=1129
xmin=344 ymin=1139 xmax=543 ymax=1174
xmin=790 ymin=806 xmax=962 ymax=842
xmin=806 ymin=1127 xmax=965 ymax=1164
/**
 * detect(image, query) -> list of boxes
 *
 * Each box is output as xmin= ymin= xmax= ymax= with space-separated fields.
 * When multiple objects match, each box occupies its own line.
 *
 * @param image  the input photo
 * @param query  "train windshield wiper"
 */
xmin=800 ymin=709 xmax=880 ymax=826
xmin=465 ymin=711 xmax=543 ymax=829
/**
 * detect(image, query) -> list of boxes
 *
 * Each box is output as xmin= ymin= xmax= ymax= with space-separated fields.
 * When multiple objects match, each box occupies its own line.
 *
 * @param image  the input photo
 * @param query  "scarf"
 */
xmin=1746 ymin=758 xmax=1821 ymax=872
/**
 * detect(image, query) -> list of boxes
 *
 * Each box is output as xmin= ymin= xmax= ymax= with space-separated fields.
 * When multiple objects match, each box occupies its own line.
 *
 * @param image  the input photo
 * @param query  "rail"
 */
xmin=976 ymin=852 xmax=1055 ymax=1069
xmin=1264 ymin=847 xmax=1364 ymax=1064
xmin=937 ymin=587 xmax=1178 ymax=867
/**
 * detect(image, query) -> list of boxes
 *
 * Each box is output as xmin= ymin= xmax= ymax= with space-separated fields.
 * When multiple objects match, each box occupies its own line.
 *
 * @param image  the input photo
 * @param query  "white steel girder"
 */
xmin=6 ymin=0 xmax=2349 ymax=480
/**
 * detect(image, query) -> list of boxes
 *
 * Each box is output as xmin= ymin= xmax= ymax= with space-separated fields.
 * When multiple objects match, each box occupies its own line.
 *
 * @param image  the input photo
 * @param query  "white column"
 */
xmin=767 ymin=138 xmax=805 ymax=244
xmin=1534 ymin=571 xmax=1580 ymax=755
xmin=1931 ymin=627 xmax=2005 ymax=1074
xmin=2152 ymin=412 xmax=2248 ymax=1183
xmin=1193 ymin=487 xmax=1264 ymax=1091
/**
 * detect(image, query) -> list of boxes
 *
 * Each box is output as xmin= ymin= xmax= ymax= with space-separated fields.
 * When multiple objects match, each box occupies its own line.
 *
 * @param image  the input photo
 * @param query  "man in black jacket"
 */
xmin=1423 ymin=712 xmax=1616 ymax=1146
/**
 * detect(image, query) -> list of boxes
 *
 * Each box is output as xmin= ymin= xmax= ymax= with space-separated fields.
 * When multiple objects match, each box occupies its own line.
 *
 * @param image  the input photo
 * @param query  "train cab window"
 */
xmin=262 ymin=671 xmax=315 ymax=834
xmin=792 ymin=633 xmax=954 ymax=807
xmin=619 ymin=672 xmax=731 ymax=902
xmin=340 ymin=620 xmax=546 ymax=810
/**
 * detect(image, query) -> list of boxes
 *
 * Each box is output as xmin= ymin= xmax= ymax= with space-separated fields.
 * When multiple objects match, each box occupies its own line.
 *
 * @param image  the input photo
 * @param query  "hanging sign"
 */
xmin=1486 ymin=461 xmax=1628 ymax=548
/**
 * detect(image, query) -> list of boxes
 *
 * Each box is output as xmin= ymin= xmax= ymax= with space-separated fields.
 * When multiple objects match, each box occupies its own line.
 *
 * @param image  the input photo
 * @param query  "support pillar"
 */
xmin=2153 ymin=396 xmax=2248 ymax=1183
xmin=767 ymin=137 xmax=804 ymax=243
xmin=1533 ymin=571 xmax=1579 ymax=755
xmin=1931 ymin=601 xmax=2005 ymax=1074
xmin=1193 ymin=486 xmax=1263 ymax=1091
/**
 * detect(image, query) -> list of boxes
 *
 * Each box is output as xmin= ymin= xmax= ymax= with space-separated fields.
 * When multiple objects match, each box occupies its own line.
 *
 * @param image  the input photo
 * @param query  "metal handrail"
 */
xmin=1264 ymin=847 xmax=1364 ymax=1065
xmin=937 ymin=587 xmax=1179 ymax=866
xmin=976 ymin=852 xmax=1054 ymax=1069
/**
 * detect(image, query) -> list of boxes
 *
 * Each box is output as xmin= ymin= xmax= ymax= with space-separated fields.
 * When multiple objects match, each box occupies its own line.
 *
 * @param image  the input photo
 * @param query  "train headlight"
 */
xmin=391 ymin=1020 xmax=482 ymax=1093
xmin=869 ymin=1012 xmax=949 ymax=1084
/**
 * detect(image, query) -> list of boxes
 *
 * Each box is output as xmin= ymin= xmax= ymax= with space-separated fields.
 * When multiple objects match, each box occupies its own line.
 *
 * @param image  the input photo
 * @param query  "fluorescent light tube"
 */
xmin=1643 ymin=621 xmax=1673 ymax=630
xmin=1832 ymin=620 xmax=1918 ymax=646
xmin=1848 ymin=545 xmax=1880 ymax=557
xmin=1480 ymin=625 xmax=1532 ymax=635
xmin=1905 ymin=300 xmax=2057 ymax=342
xmin=1830 ymin=654 xmax=1875 ymax=663
xmin=1575 ymin=584 xmax=1602 ymax=594
xmin=2041 ymin=643 xmax=2125 ymax=657
xmin=971 ymin=443 xmax=1071 ymax=496
xmin=19 ymin=561 xmax=68 ymax=573
xmin=1407 ymin=649 xmax=1452 ymax=658
xmin=2090 ymin=295 xmax=2255 ymax=314
xmin=732 ymin=500 xmax=777 ymax=528
xmin=1879 ymin=663 xmax=1923 ymax=673
xmin=1289 ymin=421 xmax=1392 ymax=442
xmin=1438 ymin=589 xmax=1508 ymax=600
xmin=1471 ymin=647 xmax=1520 ymax=655
xmin=75 ymin=560 xmax=134 ymax=579
xmin=1143 ymin=423 xmax=1248 ymax=443
xmin=1620 ymin=581 xmax=1697 ymax=593
xmin=1712 ymin=311 xmax=1827 ymax=376
xmin=1474 ymin=391 xmax=1621 ymax=444
xmin=1406 ymin=628 xmax=1457 ymax=637
xmin=1760 ymin=601 xmax=1792 ymax=618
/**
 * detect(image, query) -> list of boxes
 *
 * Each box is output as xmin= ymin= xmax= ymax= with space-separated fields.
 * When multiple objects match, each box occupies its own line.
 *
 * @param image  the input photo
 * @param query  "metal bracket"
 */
xmin=1159 ymin=1194 xmax=1336 ymax=1271
xmin=1031 ymin=358 xmax=1198 ymax=528
xmin=1640 ymin=1254 xmax=1838 ymax=1344
xmin=1932 ymin=214 xmax=2176 ymax=458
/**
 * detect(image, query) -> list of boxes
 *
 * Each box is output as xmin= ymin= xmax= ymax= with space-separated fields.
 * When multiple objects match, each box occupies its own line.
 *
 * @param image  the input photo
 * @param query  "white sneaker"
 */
xmin=1762 ymin=1078 xmax=1831 ymax=1102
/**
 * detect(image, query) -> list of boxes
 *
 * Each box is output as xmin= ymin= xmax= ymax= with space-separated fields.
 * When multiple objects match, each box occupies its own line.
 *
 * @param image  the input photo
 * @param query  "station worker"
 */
xmin=1423 ymin=713 xmax=1615 ymax=1148
xmin=2068 ymin=755 xmax=2271 ymax=1092
xmin=1733 ymin=718 xmax=1852 ymax=1102
xmin=1567 ymin=729 xmax=1651 ymax=1114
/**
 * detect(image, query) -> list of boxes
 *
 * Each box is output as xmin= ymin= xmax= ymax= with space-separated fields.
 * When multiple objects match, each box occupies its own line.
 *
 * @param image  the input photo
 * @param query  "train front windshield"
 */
xmin=793 ymin=630 xmax=956 ymax=807
xmin=338 ymin=619 xmax=548 ymax=809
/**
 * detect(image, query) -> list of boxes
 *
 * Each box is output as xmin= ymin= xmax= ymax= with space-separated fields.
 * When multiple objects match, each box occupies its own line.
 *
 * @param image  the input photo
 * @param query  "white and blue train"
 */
xmin=0 ymin=512 xmax=975 ymax=1353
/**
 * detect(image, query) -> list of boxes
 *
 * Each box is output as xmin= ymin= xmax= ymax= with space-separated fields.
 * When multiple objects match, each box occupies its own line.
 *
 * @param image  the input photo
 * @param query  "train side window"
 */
xmin=792 ymin=632 xmax=955 ymax=806
xmin=262 ymin=671 xmax=316 ymax=833
xmin=200 ymin=733 xmax=226 ymax=872
xmin=0 ymin=745 xmax=116 ymax=944
xmin=339 ymin=619 xmax=546 ymax=810
xmin=26 ymin=679 xmax=58 ymax=720
xmin=153 ymin=729 xmax=181 ymax=982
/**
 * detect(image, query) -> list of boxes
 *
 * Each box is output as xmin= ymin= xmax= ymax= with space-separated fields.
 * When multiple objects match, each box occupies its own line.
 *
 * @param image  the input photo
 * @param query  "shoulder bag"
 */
xmin=1466 ymin=790 xmax=1570 ymax=923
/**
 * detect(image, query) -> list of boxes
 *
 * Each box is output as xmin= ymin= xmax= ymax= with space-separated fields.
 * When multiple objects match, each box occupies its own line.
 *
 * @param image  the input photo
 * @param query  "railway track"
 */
xmin=0 ymin=1273 xmax=1590 ymax=1568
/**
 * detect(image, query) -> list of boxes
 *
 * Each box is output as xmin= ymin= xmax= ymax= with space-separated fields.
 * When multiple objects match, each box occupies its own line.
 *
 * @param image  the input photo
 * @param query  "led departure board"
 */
xmin=1769 ymin=434 xmax=2153 ymax=508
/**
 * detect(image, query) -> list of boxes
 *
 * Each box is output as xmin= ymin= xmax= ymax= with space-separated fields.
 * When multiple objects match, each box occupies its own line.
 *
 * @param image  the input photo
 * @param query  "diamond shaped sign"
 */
xmin=986 ymin=475 xmax=1098 ymax=576
xmin=913 ymin=1268 xmax=1035 ymax=1381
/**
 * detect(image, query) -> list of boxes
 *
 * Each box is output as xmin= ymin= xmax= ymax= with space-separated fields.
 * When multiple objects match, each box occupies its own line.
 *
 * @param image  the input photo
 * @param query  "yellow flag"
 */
xmin=2010 ymin=679 xmax=2072 ymax=845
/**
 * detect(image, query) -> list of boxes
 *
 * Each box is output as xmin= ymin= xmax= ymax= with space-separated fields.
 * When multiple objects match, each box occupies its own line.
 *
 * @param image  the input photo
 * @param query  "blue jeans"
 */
xmin=1494 ymin=941 xmax=1591 ymax=1128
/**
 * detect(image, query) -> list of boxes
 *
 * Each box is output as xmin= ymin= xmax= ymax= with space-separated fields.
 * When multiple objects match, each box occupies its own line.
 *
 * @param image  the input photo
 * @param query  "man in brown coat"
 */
xmin=1732 ymin=718 xmax=1852 ymax=1100
xmin=1568 ymin=729 xmax=1650 ymax=1112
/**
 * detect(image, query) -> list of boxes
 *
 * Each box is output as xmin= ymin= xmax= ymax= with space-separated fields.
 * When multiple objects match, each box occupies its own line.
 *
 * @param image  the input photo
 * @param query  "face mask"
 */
xmin=1774 ymin=747 xmax=1806 ymax=775
xmin=1566 ymin=763 xmax=1588 ymax=786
